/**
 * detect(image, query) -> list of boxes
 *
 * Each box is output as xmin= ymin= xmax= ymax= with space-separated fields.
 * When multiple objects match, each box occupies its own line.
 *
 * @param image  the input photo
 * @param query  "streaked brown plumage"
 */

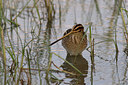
xmin=50 ymin=24 xmax=87 ymax=56
xmin=62 ymin=24 xmax=87 ymax=56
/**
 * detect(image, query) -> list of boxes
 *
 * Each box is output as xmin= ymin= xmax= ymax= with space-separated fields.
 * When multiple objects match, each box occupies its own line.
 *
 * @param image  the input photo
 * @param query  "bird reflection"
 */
xmin=61 ymin=54 xmax=88 ymax=85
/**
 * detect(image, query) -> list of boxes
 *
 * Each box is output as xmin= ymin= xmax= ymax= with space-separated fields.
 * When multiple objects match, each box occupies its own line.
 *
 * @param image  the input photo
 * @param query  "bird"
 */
xmin=50 ymin=24 xmax=87 ymax=56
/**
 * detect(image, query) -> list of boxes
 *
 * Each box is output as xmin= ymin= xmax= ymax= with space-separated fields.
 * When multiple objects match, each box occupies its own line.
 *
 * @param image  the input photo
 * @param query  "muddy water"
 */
xmin=50 ymin=0 xmax=128 ymax=85
xmin=0 ymin=0 xmax=128 ymax=85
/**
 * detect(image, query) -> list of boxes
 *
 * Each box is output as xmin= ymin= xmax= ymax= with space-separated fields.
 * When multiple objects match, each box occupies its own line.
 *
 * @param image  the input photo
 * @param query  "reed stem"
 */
xmin=0 ymin=0 xmax=6 ymax=84
xmin=121 ymin=8 xmax=128 ymax=43
xmin=0 ymin=26 xmax=6 ymax=85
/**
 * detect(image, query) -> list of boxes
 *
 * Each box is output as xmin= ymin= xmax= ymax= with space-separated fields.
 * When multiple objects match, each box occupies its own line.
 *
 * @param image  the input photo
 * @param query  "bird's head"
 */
xmin=72 ymin=24 xmax=84 ymax=33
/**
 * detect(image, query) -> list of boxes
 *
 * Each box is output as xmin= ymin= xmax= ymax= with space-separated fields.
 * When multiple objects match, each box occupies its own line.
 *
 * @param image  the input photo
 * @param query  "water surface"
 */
xmin=0 ymin=0 xmax=128 ymax=85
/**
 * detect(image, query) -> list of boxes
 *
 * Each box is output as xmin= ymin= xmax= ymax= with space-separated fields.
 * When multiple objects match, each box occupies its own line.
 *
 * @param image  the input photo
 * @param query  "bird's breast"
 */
xmin=62 ymin=33 xmax=87 ymax=56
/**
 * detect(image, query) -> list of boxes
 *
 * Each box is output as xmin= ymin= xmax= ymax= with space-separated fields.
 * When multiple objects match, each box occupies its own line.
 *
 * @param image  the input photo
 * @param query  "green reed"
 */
xmin=33 ymin=0 xmax=42 ymax=84
xmin=121 ymin=8 xmax=128 ymax=43
xmin=0 ymin=0 xmax=56 ymax=84
xmin=33 ymin=0 xmax=42 ymax=43
xmin=0 ymin=0 xmax=90 ymax=84
xmin=16 ymin=33 xmax=36 ymax=85
xmin=6 ymin=30 xmax=18 ymax=84
xmin=46 ymin=52 xmax=52 ymax=75
xmin=88 ymin=22 xmax=94 ymax=85
xmin=0 ymin=0 xmax=7 ymax=84
xmin=13 ymin=0 xmax=31 ymax=21
xmin=88 ymin=23 xmax=94 ymax=65
xmin=0 ymin=26 xmax=6 ymax=85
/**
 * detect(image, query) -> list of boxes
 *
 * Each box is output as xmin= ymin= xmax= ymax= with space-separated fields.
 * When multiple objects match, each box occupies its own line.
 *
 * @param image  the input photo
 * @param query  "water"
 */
xmin=0 ymin=0 xmax=128 ymax=85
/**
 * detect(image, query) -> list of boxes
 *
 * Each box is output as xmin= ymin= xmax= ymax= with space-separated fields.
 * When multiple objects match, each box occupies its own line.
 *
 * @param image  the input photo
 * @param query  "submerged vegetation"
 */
xmin=0 ymin=0 xmax=128 ymax=85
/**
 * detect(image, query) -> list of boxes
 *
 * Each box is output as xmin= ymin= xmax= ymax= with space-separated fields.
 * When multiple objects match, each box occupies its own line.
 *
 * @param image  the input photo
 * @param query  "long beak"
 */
xmin=49 ymin=31 xmax=74 ymax=46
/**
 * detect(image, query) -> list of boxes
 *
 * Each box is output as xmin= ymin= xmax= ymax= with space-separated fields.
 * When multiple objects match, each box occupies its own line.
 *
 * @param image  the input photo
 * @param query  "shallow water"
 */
xmin=0 ymin=0 xmax=128 ymax=85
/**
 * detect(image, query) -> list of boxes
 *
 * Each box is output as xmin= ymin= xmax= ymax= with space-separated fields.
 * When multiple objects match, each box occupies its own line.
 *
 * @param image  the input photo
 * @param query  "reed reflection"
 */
xmin=61 ymin=54 xmax=88 ymax=85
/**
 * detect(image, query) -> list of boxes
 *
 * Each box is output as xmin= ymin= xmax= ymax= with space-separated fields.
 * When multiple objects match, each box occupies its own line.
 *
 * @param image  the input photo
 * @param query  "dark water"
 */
xmin=0 ymin=0 xmax=128 ymax=85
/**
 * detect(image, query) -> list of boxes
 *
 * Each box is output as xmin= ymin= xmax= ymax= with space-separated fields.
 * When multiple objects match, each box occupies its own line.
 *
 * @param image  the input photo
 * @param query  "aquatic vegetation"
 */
xmin=0 ymin=0 xmax=128 ymax=85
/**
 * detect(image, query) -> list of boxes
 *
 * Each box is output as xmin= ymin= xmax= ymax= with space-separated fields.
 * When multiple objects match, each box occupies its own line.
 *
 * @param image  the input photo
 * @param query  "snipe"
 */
xmin=50 ymin=24 xmax=87 ymax=56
